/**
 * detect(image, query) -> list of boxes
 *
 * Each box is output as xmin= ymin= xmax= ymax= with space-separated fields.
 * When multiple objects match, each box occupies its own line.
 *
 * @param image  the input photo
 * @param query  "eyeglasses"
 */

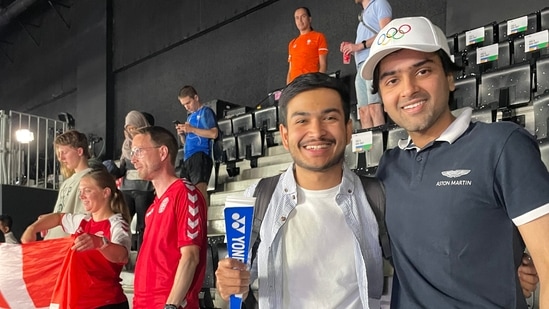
xmin=130 ymin=146 xmax=161 ymax=158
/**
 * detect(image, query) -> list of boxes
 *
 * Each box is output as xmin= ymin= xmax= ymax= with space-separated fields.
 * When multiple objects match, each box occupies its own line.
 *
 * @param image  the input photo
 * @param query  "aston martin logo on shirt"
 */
xmin=436 ymin=169 xmax=472 ymax=186
xmin=441 ymin=169 xmax=471 ymax=178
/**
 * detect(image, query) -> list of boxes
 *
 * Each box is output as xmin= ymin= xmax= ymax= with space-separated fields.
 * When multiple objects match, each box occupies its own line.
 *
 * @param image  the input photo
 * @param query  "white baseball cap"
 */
xmin=361 ymin=16 xmax=451 ymax=80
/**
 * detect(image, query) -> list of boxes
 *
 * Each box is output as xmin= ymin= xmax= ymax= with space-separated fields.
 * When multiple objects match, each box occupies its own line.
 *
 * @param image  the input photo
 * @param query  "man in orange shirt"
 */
xmin=286 ymin=7 xmax=328 ymax=84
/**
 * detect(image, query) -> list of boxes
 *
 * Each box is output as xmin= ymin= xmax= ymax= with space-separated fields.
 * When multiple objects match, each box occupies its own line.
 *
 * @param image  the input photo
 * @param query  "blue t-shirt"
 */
xmin=355 ymin=0 xmax=392 ymax=66
xmin=184 ymin=106 xmax=217 ymax=161
xmin=377 ymin=115 xmax=549 ymax=308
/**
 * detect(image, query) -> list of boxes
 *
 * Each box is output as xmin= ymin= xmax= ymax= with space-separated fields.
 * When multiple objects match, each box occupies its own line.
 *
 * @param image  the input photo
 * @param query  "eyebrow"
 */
xmin=290 ymin=107 xmax=342 ymax=118
xmin=379 ymin=58 xmax=435 ymax=81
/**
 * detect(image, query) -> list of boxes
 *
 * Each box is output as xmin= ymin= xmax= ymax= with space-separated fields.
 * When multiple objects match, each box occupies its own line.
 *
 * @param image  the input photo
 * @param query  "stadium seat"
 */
xmin=538 ymin=137 xmax=549 ymax=170
xmin=498 ymin=12 xmax=539 ymax=42
xmin=236 ymin=129 xmax=264 ymax=168
xmin=231 ymin=113 xmax=254 ymax=134
xmin=533 ymin=93 xmax=549 ymax=139
xmin=535 ymin=55 xmax=549 ymax=96
xmin=218 ymin=118 xmax=232 ymax=138
xmin=456 ymin=22 xmax=497 ymax=53
xmin=353 ymin=127 xmax=384 ymax=175
xmin=479 ymin=62 xmax=532 ymax=109
xmin=452 ymin=75 xmax=478 ymax=110
xmin=541 ymin=7 xmax=549 ymax=31
xmin=253 ymin=106 xmax=279 ymax=147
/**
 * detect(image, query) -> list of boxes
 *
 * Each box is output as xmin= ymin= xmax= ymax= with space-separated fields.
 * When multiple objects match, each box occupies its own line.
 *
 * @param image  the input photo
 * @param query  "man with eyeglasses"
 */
xmin=340 ymin=0 xmax=391 ymax=129
xmin=130 ymin=126 xmax=207 ymax=309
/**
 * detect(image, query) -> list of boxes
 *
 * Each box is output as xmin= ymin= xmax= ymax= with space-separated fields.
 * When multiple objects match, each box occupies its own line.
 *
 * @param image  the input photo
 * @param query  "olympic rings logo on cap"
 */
xmin=377 ymin=24 xmax=412 ymax=46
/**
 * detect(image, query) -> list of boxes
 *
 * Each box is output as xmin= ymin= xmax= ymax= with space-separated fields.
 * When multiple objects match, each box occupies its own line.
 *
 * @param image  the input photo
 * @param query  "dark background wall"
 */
xmin=0 ymin=0 xmax=545 ymax=159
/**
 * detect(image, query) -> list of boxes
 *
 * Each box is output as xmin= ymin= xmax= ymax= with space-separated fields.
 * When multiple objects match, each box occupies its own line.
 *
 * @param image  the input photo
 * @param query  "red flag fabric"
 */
xmin=0 ymin=238 xmax=73 ymax=309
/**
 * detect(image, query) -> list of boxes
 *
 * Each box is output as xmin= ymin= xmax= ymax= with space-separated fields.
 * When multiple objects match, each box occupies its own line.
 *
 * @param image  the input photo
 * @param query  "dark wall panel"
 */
xmin=111 ymin=0 xmax=445 ymax=157
xmin=447 ymin=1 xmax=547 ymax=35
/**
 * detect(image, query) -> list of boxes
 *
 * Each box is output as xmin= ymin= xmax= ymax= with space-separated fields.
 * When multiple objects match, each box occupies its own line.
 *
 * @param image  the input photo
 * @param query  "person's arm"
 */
xmin=71 ymin=233 xmax=129 ymax=264
xmin=518 ymin=253 xmax=539 ymax=298
xmin=517 ymin=214 xmax=549 ymax=307
xmin=183 ymin=122 xmax=218 ymax=139
xmin=21 ymin=213 xmax=63 ymax=243
xmin=165 ymin=245 xmax=201 ymax=305
xmin=215 ymin=258 xmax=251 ymax=301
xmin=286 ymin=62 xmax=292 ymax=84
xmin=318 ymin=54 xmax=327 ymax=73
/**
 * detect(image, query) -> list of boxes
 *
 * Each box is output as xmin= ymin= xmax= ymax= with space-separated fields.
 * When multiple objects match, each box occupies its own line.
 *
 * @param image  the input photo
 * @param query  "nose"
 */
xmin=308 ymin=119 xmax=326 ymax=138
xmin=130 ymin=155 xmax=138 ymax=165
xmin=400 ymin=75 xmax=420 ymax=98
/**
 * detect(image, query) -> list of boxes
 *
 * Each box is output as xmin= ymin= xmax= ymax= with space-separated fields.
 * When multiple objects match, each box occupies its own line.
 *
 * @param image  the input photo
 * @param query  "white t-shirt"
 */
xmin=281 ymin=185 xmax=362 ymax=309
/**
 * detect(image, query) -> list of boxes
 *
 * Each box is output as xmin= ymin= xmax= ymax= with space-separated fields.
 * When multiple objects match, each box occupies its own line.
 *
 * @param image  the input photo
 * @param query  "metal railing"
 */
xmin=0 ymin=110 xmax=67 ymax=189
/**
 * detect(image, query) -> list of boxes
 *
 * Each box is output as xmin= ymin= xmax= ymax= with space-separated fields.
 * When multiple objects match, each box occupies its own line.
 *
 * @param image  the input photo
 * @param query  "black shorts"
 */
xmin=180 ymin=151 xmax=213 ymax=184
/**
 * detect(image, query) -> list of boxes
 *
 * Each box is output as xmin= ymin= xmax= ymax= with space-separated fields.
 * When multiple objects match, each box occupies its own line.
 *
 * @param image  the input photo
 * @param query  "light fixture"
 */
xmin=15 ymin=129 xmax=34 ymax=143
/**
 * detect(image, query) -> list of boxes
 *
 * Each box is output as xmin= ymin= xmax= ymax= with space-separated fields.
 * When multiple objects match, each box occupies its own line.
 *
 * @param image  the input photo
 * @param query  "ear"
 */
xmin=280 ymin=123 xmax=290 ymax=151
xmin=159 ymin=145 xmax=170 ymax=162
xmin=447 ymin=73 xmax=456 ymax=92
xmin=345 ymin=119 xmax=353 ymax=146
xmin=103 ymin=187 xmax=112 ymax=199
xmin=77 ymin=147 xmax=84 ymax=157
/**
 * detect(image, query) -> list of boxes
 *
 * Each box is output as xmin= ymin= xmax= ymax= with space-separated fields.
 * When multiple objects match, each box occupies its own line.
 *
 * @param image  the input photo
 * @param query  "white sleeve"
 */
xmin=60 ymin=213 xmax=87 ymax=234
xmin=109 ymin=214 xmax=131 ymax=253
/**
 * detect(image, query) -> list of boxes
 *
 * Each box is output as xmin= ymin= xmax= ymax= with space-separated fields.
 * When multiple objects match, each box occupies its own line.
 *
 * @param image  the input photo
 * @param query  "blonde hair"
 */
xmin=54 ymin=130 xmax=90 ymax=178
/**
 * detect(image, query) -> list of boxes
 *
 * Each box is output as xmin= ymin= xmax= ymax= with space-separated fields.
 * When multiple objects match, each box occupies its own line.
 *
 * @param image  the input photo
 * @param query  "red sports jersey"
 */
xmin=133 ymin=179 xmax=207 ymax=309
xmin=50 ymin=213 xmax=130 ymax=309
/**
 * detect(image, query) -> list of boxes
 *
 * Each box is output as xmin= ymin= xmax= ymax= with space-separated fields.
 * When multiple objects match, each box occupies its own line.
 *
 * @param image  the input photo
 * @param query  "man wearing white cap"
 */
xmin=361 ymin=16 xmax=549 ymax=308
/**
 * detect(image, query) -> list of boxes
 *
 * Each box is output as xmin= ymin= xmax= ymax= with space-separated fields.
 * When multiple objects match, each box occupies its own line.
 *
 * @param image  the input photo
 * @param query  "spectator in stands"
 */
xmin=217 ymin=73 xmax=385 ymax=308
xmin=286 ymin=7 xmax=328 ymax=84
xmin=214 ymin=73 xmax=541 ymax=308
xmin=130 ymin=126 xmax=207 ymax=309
xmin=106 ymin=110 xmax=155 ymax=251
xmin=0 ymin=214 xmax=18 ymax=244
xmin=175 ymin=85 xmax=218 ymax=205
xmin=21 ymin=168 xmax=131 ymax=309
xmin=361 ymin=16 xmax=549 ymax=308
xmin=340 ymin=0 xmax=391 ymax=129
xmin=45 ymin=130 xmax=92 ymax=239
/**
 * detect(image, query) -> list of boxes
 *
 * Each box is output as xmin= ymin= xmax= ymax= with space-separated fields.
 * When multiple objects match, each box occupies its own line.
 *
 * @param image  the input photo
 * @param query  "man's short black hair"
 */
xmin=278 ymin=72 xmax=350 ymax=126
xmin=0 ymin=214 xmax=13 ymax=230
xmin=296 ymin=6 xmax=312 ymax=17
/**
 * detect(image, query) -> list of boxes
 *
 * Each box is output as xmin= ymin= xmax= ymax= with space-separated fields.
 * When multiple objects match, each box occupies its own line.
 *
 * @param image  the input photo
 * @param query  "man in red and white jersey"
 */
xmin=131 ymin=126 xmax=207 ymax=309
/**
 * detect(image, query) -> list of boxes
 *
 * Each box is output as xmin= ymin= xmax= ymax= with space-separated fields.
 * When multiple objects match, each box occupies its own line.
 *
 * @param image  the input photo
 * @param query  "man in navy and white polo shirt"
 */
xmin=361 ymin=17 xmax=549 ymax=308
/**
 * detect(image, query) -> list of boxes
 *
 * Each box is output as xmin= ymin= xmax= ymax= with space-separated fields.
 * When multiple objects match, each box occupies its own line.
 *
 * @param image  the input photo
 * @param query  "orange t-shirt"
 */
xmin=288 ymin=31 xmax=328 ymax=82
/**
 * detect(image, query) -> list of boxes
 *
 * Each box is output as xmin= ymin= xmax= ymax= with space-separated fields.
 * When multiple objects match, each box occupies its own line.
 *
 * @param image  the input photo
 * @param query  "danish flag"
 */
xmin=0 ymin=238 xmax=73 ymax=309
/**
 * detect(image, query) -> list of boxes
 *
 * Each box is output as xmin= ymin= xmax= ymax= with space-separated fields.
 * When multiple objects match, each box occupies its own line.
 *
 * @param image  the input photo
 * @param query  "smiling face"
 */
xmin=130 ymin=133 xmax=163 ymax=181
xmin=377 ymin=49 xmax=456 ymax=147
xmin=280 ymin=88 xmax=352 ymax=178
xmin=79 ymin=176 xmax=110 ymax=214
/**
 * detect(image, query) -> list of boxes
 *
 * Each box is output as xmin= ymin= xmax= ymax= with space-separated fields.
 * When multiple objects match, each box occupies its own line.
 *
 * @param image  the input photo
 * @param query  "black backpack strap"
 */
xmin=250 ymin=174 xmax=281 ymax=262
xmin=358 ymin=176 xmax=392 ymax=261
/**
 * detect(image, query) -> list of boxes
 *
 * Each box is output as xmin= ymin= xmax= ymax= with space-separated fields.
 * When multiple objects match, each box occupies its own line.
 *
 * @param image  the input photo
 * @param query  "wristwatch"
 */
xmin=362 ymin=40 xmax=368 ymax=49
xmin=164 ymin=305 xmax=178 ymax=309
